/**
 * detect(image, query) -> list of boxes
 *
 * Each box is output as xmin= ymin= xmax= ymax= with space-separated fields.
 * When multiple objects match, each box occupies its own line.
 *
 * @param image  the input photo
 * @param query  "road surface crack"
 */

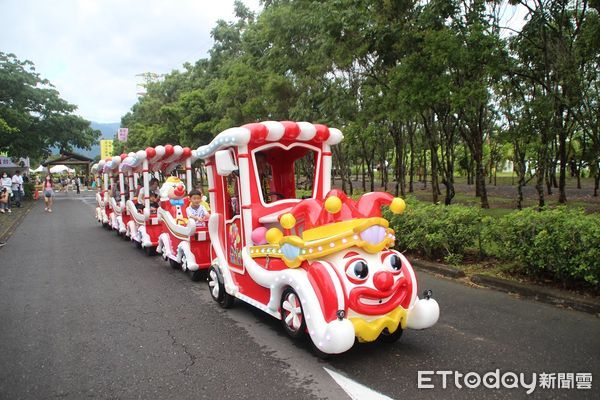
xmin=166 ymin=329 xmax=196 ymax=374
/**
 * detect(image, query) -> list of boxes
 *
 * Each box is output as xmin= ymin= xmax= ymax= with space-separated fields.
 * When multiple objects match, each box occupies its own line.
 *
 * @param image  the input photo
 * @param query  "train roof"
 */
xmin=94 ymin=145 xmax=194 ymax=174
xmin=193 ymin=121 xmax=343 ymax=160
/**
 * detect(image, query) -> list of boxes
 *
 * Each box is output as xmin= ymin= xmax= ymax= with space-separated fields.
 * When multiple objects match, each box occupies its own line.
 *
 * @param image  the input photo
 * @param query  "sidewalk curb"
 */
xmin=411 ymin=259 xmax=600 ymax=315
xmin=470 ymin=274 xmax=600 ymax=315
xmin=411 ymin=259 xmax=466 ymax=279
xmin=0 ymin=200 xmax=35 ymax=243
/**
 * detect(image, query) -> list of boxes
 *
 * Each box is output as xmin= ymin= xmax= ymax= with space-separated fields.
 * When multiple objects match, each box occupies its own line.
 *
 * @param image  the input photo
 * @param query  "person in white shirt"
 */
xmin=1 ymin=172 xmax=12 ymax=213
xmin=11 ymin=170 xmax=24 ymax=207
xmin=186 ymin=189 xmax=208 ymax=227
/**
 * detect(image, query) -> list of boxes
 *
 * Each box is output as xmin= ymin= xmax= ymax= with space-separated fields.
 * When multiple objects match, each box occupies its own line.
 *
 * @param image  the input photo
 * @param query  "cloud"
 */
xmin=0 ymin=0 xmax=261 ymax=122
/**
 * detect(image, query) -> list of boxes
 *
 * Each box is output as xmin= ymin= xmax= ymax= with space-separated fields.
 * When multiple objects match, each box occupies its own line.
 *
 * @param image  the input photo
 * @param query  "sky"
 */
xmin=0 ymin=0 xmax=262 ymax=123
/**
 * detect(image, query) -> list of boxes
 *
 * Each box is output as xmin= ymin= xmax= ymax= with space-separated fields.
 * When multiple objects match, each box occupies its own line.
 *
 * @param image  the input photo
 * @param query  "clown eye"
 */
xmin=346 ymin=260 xmax=369 ymax=282
xmin=383 ymin=253 xmax=402 ymax=273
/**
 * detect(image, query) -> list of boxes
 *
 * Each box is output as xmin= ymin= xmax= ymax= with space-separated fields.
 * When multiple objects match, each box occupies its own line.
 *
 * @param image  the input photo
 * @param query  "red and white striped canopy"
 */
xmin=193 ymin=121 xmax=343 ymax=160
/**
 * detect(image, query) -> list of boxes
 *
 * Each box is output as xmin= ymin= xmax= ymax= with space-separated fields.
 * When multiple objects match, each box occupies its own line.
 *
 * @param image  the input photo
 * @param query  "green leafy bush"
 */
xmin=386 ymin=199 xmax=600 ymax=289
xmin=386 ymin=197 xmax=483 ymax=260
xmin=23 ymin=182 xmax=36 ymax=199
xmin=481 ymin=207 xmax=600 ymax=286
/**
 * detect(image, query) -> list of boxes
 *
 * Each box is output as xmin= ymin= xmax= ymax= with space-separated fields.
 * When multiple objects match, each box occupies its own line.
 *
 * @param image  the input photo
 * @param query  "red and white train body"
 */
xmin=91 ymin=120 xmax=439 ymax=355
xmin=195 ymin=121 xmax=439 ymax=354
xmin=153 ymin=149 xmax=213 ymax=280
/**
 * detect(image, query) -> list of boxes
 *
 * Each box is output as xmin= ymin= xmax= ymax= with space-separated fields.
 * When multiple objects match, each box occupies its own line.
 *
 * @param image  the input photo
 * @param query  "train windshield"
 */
xmin=253 ymin=144 xmax=320 ymax=205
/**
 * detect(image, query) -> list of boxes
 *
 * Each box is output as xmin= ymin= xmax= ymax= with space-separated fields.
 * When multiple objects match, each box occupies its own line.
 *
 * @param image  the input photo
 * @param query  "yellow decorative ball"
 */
xmin=324 ymin=196 xmax=342 ymax=214
xmin=390 ymin=197 xmax=406 ymax=214
xmin=266 ymin=228 xmax=283 ymax=244
xmin=280 ymin=213 xmax=296 ymax=229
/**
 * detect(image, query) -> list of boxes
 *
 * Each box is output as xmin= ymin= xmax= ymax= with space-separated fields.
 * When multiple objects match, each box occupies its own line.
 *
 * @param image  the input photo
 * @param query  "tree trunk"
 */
xmin=545 ymin=161 xmax=553 ymax=195
xmin=576 ymin=158 xmax=582 ymax=189
xmin=391 ymin=124 xmax=405 ymax=197
xmin=558 ymin=126 xmax=568 ymax=204
xmin=474 ymin=152 xmax=489 ymax=208
xmin=475 ymin=169 xmax=482 ymax=197
xmin=408 ymin=124 xmax=415 ymax=193
xmin=430 ymin=148 xmax=439 ymax=204
xmin=422 ymin=147 xmax=427 ymax=189
xmin=361 ymin=161 xmax=366 ymax=192
xmin=514 ymin=144 xmax=527 ymax=210
xmin=368 ymin=162 xmax=375 ymax=192
xmin=536 ymin=152 xmax=546 ymax=209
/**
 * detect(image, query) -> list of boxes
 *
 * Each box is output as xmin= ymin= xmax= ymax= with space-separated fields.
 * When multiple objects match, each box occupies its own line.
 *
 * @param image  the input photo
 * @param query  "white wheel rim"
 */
xmin=283 ymin=293 xmax=302 ymax=331
xmin=181 ymin=255 xmax=187 ymax=271
xmin=209 ymin=270 xmax=219 ymax=299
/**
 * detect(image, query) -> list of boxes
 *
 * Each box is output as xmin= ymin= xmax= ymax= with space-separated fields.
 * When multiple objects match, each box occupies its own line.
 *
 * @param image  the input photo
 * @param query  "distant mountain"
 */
xmin=76 ymin=122 xmax=121 ymax=159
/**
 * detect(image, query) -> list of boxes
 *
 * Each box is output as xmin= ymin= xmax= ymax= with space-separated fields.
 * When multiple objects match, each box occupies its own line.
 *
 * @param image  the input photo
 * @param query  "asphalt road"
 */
xmin=0 ymin=192 xmax=598 ymax=400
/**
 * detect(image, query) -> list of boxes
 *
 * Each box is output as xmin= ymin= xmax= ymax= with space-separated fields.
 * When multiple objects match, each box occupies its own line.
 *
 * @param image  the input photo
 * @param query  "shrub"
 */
xmin=386 ymin=197 xmax=483 ymax=260
xmin=23 ymin=182 xmax=36 ymax=199
xmin=482 ymin=207 xmax=600 ymax=287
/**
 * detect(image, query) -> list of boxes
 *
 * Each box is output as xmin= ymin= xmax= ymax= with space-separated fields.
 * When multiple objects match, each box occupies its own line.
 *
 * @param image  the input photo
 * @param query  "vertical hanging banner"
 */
xmin=100 ymin=140 xmax=114 ymax=159
xmin=117 ymin=127 xmax=129 ymax=142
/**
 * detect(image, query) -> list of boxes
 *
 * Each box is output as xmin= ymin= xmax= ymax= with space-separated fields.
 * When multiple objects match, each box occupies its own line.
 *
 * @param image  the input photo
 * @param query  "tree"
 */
xmin=0 ymin=52 xmax=99 ymax=160
xmin=508 ymin=0 xmax=597 ymax=204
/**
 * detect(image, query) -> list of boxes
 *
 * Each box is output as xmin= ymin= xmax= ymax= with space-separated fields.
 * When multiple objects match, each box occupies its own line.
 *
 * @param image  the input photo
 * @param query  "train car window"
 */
xmin=254 ymin=145 xmax=318 ymax=204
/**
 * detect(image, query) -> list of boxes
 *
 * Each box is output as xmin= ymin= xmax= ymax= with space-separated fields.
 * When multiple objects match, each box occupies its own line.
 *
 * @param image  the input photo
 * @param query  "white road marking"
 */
xmin=324 ymin=367 xmax=394 ymax=400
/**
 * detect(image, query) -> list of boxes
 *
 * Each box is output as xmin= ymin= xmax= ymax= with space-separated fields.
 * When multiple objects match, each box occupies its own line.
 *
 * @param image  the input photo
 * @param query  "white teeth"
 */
xmin=359 ymin=293 xmax=394 ymax=306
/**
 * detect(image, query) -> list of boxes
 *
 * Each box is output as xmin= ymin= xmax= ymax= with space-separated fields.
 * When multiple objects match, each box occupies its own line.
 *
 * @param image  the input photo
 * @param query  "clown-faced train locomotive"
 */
xmin=91 ymin=121 xmax=439 ymax=355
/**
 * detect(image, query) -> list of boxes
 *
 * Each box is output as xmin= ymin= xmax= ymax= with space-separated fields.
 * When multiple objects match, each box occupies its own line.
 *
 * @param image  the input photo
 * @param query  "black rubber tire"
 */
xmin=379 ymin=326 xmax=403 ymax=343
xmin=144 ymin=246 xmax=157 ymax=256
xmin=190 ymin=269 xmax=207 ymax=282
xmin=280 ymin=288 xmax=306 ymax=340
xmin=169 ymin=258 xmax=181 ymax=269
xmin=207 ymin=266 xmax=235 ymax=308
xmin=309 ymin=339 xmax=331 ymax=359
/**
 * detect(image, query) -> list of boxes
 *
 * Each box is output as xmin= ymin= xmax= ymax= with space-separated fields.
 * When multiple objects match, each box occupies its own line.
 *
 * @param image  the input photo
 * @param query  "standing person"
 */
xmin=42 ymin=174 xmax=55 ymax=213
xmin=0 ymin=172 xmax=12 ymax=213
xmin=11 ymin=170 xmax=24 ymax=207
xmin=75 ymin=176 xmax=81 ymax=194
xmin=0 ymin=187 xmax=9 ymax=214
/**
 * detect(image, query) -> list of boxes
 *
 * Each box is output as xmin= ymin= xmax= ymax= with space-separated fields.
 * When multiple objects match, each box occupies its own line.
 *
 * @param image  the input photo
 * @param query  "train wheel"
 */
xmin=190 ymin=269 xmax=207 ymax=282
xmin=379 ymin=326 xmax=403 ymax=343
xmin=169 ymin=259 xmax=180 ymax=269
xmin=144 ymin=246 xmax=156 ymax=256
xmin=280 ymin=288 xmax=306 ymax=339
xmin=208 ymin=266 xmax=234 ymax=308
xmin=180 ymin=254 xmax=188 ymax=272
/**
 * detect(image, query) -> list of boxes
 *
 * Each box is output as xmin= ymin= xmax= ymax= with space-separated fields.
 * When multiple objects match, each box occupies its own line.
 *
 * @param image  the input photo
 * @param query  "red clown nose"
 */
xmin=373 ymin=271 xmax=394 ymax=292
xmin=174 ymin=184 xmax=185 ymax=197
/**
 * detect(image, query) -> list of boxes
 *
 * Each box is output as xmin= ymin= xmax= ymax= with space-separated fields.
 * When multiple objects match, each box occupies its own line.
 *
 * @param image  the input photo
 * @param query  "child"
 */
xmin=186 ymin=189 xmax=208 ymax=227
xmin=149 ymin=192 xmax=159 ymax=214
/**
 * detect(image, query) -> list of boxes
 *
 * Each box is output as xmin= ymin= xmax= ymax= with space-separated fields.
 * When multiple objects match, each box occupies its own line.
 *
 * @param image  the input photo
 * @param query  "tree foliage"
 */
xmin=119 ymin=0 xmax=600 ymax=206
xmin=0 ymin=52 xmax=99 ymax=160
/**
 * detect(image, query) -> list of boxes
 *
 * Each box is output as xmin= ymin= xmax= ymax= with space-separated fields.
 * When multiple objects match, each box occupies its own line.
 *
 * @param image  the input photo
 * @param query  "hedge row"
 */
xmin=386 ymin=199 xmax=600 ymax=288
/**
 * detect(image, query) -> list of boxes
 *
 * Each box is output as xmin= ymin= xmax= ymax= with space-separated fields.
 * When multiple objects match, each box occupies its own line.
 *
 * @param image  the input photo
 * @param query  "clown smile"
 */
xmin=359 ymin=292 xmax=395 ymax=306
xmin=349 ymin=277 xmax=411 ymax=315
